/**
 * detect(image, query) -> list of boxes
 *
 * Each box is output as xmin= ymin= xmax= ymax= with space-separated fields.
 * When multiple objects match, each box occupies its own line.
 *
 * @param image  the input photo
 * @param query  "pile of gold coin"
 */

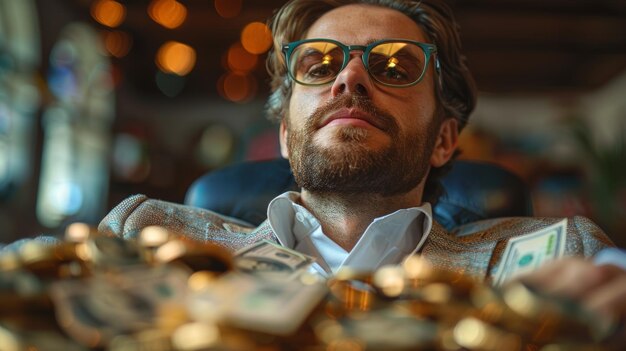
xmin=0 ymin=224 xmax=236 ymax=351
xmin=317 ymin=256 xmax=621 ymax=351
xmin=0 ymin=224 xmax=621 ymax=351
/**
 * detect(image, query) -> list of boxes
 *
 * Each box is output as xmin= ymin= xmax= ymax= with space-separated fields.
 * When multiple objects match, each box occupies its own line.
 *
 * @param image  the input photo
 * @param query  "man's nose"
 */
xmin=330 ymin=55 xmax=374 ymax=98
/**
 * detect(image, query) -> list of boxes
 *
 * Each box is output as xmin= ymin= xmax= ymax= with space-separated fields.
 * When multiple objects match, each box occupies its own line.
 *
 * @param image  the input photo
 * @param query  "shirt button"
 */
xmin=295 ymin=212 xmax=305 ymax=222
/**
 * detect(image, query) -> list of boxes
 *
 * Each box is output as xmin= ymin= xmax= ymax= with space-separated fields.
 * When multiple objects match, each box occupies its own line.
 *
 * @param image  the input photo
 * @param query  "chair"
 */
xmin=185 ymin=158 xmax=533 ymax=230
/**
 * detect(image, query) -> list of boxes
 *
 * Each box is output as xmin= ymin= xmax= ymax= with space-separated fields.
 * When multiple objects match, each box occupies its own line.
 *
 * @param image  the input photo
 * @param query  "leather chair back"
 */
xmin=185 ymin=158 xmax=533 ymax=230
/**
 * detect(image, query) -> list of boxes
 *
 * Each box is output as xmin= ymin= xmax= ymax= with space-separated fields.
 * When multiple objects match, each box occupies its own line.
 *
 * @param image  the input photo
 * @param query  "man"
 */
xmin=100 ymin=0 xmax=625 ymax=327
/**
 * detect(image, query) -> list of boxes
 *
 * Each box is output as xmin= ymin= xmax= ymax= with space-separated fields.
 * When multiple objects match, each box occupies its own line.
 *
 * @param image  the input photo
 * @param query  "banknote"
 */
xmin=493 ymin=219 xmax=567 ymax=286
xmin=235 ymin=240 xmax=316 ymax=279
xmin=49 ymin=265 xmax=190 ymax=347
xmin=188 ymin=271 xmax=327 ymax=335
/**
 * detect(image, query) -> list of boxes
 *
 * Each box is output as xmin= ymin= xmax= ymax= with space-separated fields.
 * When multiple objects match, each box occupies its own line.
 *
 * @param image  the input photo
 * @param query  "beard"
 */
xmin=286 ymin=94 xmax=441 ymax=197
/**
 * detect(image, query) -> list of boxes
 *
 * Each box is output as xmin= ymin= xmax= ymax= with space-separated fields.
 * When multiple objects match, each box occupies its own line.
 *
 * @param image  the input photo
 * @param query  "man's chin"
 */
xmin=313 ymin=127 xmax=391 ymax=150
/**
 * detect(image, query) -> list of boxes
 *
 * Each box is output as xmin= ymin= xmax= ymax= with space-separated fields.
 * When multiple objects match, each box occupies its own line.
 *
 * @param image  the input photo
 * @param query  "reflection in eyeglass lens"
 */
xmin=368 ymin=42 xmax=425 ymax=85
xmin=292 ymin=43 xmax=343 ymax=83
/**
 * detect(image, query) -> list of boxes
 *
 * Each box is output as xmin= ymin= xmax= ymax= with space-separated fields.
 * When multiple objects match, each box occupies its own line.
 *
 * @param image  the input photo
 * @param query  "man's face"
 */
xmin=281 ymin=4 xmax=457 ymax=197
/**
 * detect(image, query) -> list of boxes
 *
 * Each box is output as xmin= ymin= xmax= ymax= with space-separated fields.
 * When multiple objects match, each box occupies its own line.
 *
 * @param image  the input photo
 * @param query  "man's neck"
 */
xmin=298 ymin=188 xmax=424 ymax=252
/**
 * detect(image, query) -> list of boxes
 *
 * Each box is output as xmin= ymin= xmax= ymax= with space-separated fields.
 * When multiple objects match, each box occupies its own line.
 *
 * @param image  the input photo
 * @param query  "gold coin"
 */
xmin=64 ymin=222 xmax=94 ymax=243
xmin=18 ymin=242 xmax=79 ymax=278
xmin=372 ymin=265 xmax=405 ymax=298
xmin=86 ymin=235 xmax=140 ymax=268
xmin=0 ymin=251 xmax=20 ymax=271
xmin=171 ymin=322 xmax=220 ymax=350
xmin=139 ymin=226 xmax=170 ymax=248
xmin=502 ymin=282 xmax=594 ymax=343
xmin=154 ymin=239 xmax=233 ymax=273
xmin=327 ymin=267 xmax=376 ymax=312
xmin=453 ymin=317 xmax=523 ymax=351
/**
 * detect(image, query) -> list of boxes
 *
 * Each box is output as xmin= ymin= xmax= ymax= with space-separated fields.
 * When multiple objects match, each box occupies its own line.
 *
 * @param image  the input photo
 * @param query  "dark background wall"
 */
xmin=0 ymin=0 xmax=625 ymax=246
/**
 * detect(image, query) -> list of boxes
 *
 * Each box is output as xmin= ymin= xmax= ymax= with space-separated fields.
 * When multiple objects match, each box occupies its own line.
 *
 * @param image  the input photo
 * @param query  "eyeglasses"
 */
xmin=282 ymin=38 xmax=439 ymax=88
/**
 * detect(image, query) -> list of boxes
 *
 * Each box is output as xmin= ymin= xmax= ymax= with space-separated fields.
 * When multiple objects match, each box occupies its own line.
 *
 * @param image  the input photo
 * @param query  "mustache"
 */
xmin=305 ymin=94 xmax=398 ymax=133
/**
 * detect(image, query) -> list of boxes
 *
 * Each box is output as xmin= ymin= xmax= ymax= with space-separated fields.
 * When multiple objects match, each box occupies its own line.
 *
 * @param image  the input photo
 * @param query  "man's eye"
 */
xmin=306 ymin=63 xmax=335 ymax=78
xmin=373 ymin=64 xmax=409 ymax=81
xmin=384 ymin=67 xmax=407 ymax=80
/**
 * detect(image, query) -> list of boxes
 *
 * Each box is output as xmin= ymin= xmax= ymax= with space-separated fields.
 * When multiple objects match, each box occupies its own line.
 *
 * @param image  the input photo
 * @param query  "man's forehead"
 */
xmin=303 ymin=4 xmax=428 ymax=44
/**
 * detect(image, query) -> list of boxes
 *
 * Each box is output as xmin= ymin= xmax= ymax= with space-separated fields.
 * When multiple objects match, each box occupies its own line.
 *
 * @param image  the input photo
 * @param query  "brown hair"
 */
xmin=266 ymin=0 xmax=477 ymax=203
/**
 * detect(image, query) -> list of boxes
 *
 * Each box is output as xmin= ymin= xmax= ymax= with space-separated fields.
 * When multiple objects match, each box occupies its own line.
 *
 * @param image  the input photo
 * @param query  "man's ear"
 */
xmin=279 ymin=119 xmax=289 ymax=158
xmin=430 ymin=118 xmax=458 ymax=167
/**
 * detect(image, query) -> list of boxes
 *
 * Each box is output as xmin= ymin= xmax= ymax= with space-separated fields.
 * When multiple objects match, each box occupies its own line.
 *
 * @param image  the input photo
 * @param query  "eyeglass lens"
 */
xmin=289 ymin=41 xmax=427 ymax=86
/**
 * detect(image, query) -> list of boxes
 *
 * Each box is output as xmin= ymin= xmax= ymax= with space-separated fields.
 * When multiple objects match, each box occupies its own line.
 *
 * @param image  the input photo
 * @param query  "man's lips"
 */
xmin=319 ymin=108 xmax=386 ymax=131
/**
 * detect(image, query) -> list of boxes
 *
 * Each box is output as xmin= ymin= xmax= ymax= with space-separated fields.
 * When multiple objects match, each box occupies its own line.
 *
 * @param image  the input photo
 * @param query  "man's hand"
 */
xmin=519 ymin=257 xmax=626 ymax=342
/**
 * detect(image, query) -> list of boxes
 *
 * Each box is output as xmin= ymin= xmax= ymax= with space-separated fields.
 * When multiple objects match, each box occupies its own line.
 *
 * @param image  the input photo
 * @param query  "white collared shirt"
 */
xmin=267 ymin=191 xmax=433 ymax=277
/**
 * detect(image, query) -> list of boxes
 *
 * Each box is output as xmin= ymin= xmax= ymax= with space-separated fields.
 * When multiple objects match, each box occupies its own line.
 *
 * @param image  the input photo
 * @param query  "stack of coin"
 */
xmin=310 ymin=255 xmax=619 ymax=351
xmin=0 ymin=224 xmax=241 ymax=350
xmin=0 ymin=224 xmax=96 ymax=349
xmin=1 ymin=227 xmax=621 ymax=351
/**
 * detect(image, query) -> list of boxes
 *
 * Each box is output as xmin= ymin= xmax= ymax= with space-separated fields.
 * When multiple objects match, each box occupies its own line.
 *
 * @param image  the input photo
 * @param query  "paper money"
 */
xmin=188 ymin=272 xmax=327 ymax=335
xmin=50 ymin=265 xmax=190 ymax=347
xmin=235 ymin=240 xmax=316 ymax=279
xmin=493 ymin=219 xmax=567 ymax=286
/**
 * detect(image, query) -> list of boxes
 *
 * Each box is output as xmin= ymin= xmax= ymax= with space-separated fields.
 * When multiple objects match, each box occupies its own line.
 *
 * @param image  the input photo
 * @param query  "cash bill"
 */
xmin=234 ymin=240 xmax=316 ymax=279
xmin=493 ymin=219 xmax=567 ymax=286
xmin=49 ymin=265 xmax=189 ymax=347
xmin=188 ymin=271 xmax=327 ymax=335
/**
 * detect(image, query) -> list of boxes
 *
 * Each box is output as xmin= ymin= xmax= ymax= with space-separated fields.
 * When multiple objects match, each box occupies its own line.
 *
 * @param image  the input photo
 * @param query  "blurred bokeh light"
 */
xmin=148 ymin=0 xmax=187 ymax=30
xmin=217 ymin=72 xmax=257 ymax=103
xmin=155 ymin=71 xmax=186 ymax=97
xmin=90 ymin=0 xmax=126 ymax=28
xmin=214 ymin=0 xmax=242 ymax=19
xmin=156 ymin=41 xmax=196 ymax=76
xmin=226 ymin=43 xmax=258 ymax=73
xmin=196 ymin=124 xmax=235 ymax=168
xmin=102 ymin=30 xmax=132 ymax=58
xmin=112 ymin=133 xmax=150 ymax=183
xmin=240 ymin=22 xmax=272 ymax=55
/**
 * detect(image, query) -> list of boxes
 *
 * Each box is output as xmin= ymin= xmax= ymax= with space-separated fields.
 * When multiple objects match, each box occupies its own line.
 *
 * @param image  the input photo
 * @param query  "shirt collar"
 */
xmin=267 ymin=191 xmax=433 ymax=274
